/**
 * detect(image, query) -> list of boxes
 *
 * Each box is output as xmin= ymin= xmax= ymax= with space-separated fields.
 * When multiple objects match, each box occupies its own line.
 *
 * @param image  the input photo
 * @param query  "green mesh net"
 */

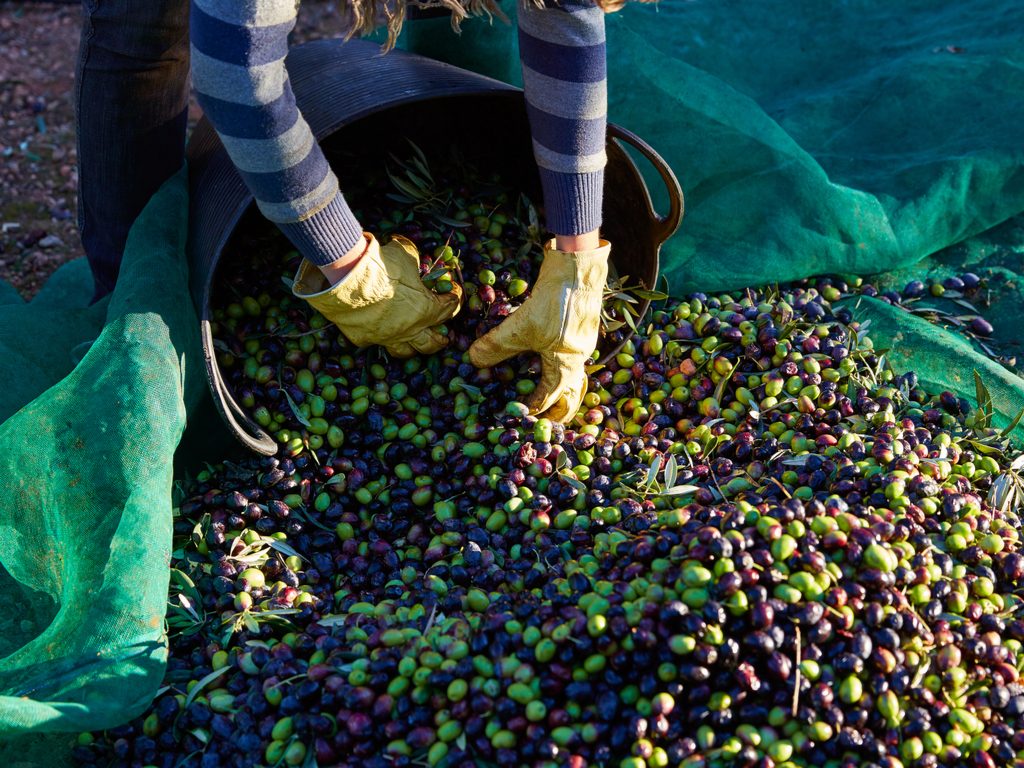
xmin=2 ymin=0 xmax=1023 ymax=761
xmin=0 ymin=168 xmax=203 ymax=763
xmin=604 ymin=2 xmax=1024 ymax=296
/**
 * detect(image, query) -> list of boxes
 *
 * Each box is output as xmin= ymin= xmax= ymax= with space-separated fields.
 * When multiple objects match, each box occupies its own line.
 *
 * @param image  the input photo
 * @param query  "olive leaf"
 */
xmin=987 ymin=474 xmax=1017 ymax=513
xmin=454 ymin=380 xmax=482 ymax=398
xmin=282 ymin=388 xmax=311 ymax=428
xmin=266 ymin=538 xmax=304 ymax=561
xmin=402 ymin=168 xmax=430 ymax=191
xmin=602 ymin=318 xmax=627 ymax=333
xmin=561 ymin=473 xmax=588 ymax=495
xmin=183 ymin=666 xmax=231 ymax=710
xmin=622 ymin=309 xmax=638 ymax=334
xmin=713 ymin=360 xmax=736 ymax=405
xmin=289 ymin=505 xmax=336 ymax=533
xmin=974 ymin=370 xmax=994 ymax=429
xmin=676 ymin=442 xmax=695 ymax=468
xmin=301 ymin=747 xmax=320 ymax=768
xmin=664 ymin=454 xmax=678 ymax=490
xmin=176 ymin=594 xmax=201 ymax=621
xmin=422 ymin=267 xmax=452 ymax=282
xmin=968 ymin=440 xmax=1006 ymax=456
xmin=660 ymin=484 xmax=701 ymax=496
xmin=170 ymin=567 xmax=200 ymax=596
xmin=167 ymin=609 xmax=205 ymax=638
xmin=952 ymin=298 xmax=980 ymax=312
xmin=555 ymin=450 xmax=570 ymax=472
xmin=527 ymin=201 xmax=539 ymax=233
xmin=656 ymin=274 xmax=672 ymax=309
xmin=422 ymin=604 xmax=440 ymax=635
xmin=873 ymin=353 xmax=889 ymax=381
xmin=633 ymin=289 xmax=670 ymax=301
xmin=781 ymin=455 xmax=822 ymax=467
xmin=242 ymin=613 xmax=261 ymax=635
xmin=191 ymin=513 xmax=211 ymax=548
xmin=975 ymin=338 xmax=1001 ymax=360
xmin=645 ymin=454 xmax=662 ymax=490
xmin=432 ymin=214 xmax=472 ymax=229
xmin=386 ymin=170 xmax=430 ymax=203
xmin=1000 ymin=406 xmax=1024 ymax=437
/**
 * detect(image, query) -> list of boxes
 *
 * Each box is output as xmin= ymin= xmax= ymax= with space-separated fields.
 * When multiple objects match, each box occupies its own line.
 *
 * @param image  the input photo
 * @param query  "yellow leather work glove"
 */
xmin=292 ymin=234 xmax=461 ymax=357
xmin=469 ymin=239 xmax=610 ymax=423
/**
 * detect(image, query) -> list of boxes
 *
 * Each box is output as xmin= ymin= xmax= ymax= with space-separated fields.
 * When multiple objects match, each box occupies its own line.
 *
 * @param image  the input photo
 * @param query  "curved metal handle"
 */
xmin=202 ymin=321 xmax=279 ymax=455
xmin=607 ymin=123 xmax=684 ymax=245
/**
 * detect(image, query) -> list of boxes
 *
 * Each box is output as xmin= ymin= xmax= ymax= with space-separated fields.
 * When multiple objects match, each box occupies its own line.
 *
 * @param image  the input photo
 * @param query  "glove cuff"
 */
xmin=541 ymin=239 xmax=611 ymax=288
xmin=292 ymin=234 xmax=394 ymax=312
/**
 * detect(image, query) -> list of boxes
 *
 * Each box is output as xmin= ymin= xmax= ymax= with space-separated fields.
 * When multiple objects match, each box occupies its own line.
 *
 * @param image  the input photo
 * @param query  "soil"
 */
xmin=0 ymin=1 xmax=360 ymax=300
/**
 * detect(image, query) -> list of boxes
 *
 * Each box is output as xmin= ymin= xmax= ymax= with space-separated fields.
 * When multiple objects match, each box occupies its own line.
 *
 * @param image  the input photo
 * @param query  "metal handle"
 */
xmin=607 ymin=123 xmax=684 ymax=245
xmin=202 ymin=320 xmax=279 ymax=455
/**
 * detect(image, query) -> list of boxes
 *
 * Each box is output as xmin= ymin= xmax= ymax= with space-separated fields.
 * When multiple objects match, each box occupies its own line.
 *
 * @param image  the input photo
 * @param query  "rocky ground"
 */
xmin=0 ymin=1 xmax=359 ymax=299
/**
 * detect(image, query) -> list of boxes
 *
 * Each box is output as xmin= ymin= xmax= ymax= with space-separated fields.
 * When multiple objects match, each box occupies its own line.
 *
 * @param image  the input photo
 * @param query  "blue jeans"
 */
xmin=75 ymin=0 xmax=190 ymax=302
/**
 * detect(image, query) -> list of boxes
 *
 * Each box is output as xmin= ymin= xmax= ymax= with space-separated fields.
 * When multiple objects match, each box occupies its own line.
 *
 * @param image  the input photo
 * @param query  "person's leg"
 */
xmin=75 ymin=0 xmax=190 ymax=302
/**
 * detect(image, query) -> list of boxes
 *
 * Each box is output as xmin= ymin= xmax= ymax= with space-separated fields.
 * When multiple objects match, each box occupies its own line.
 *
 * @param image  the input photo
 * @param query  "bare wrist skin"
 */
xmin=555 ymin=230 xmax=601 ymax=253
xmin=318 ymin=235 xmax=371 ymax=285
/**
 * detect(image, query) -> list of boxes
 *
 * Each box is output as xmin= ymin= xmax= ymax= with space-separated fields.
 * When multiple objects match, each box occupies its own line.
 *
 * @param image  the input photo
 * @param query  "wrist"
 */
xmin=318 ymin=234 xmax=372 ymax=285
xmin=555 ymin=230 xmax=602 ymax=252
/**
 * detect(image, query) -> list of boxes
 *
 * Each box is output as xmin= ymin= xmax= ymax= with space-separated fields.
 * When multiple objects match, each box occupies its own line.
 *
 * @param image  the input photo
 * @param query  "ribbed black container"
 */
xmin=187 ymin=39 xmax=682 ymax=454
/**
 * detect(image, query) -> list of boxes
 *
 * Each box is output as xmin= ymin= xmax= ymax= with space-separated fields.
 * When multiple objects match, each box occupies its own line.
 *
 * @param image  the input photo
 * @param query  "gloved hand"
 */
xmin=292 ymin=234 xmax=461 ymax=357
xmin=469 ymin=239 xmax=610 ymax=422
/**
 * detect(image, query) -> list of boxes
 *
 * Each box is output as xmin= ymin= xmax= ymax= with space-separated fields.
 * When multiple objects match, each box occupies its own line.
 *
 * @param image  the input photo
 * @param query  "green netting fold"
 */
xmin=0 ymin=167 xmax=202 ymax=742
xmin=840 ymin=295 xmax=1024 ymax=444
xmin=603 ymin=1 xmax=1024 ymax=294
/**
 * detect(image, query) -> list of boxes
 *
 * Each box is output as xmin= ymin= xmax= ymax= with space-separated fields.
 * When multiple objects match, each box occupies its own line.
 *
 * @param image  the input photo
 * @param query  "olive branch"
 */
xmin=614 ymin=452 xmax=711 ymax=502
xmin=167 ymin=567 xmax=206 ymax=639
xmin=987 ymin=453 xmax=1024 ymax=515
xmin=601 ymin=273 xmax=668 ymax=336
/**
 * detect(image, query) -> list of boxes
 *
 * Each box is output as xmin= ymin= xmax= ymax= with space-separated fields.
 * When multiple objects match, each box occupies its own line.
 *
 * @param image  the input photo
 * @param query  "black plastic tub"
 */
xmin=187 ymin=39 xmax=682 ymax=454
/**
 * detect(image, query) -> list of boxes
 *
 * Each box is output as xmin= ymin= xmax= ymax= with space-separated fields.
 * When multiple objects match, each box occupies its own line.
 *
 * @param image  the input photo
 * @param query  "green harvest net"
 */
xmin=0 ymin=168 xmax=204 ymax=763
xmin=1 ymin=0 xmax=1023 ymax=761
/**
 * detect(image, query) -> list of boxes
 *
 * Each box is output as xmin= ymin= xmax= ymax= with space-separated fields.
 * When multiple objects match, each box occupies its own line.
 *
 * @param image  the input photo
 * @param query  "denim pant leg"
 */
xmin=75 ymin=0 xmax=190 ymax=302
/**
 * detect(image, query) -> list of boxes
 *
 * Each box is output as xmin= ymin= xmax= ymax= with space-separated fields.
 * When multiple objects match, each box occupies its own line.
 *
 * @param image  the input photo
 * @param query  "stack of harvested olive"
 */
xmin=72 ymin=149 xmax=1024 ymax=768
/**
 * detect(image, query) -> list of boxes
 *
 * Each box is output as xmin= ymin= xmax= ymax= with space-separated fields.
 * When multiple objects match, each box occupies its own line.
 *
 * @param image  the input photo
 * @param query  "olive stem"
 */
xmin=791 ymin=623 xmax=802 ymax=718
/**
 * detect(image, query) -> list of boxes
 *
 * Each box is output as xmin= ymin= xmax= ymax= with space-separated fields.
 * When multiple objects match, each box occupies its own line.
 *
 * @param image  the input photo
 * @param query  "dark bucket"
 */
xmin=187 ymin=39 xmax=683 ymax=455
